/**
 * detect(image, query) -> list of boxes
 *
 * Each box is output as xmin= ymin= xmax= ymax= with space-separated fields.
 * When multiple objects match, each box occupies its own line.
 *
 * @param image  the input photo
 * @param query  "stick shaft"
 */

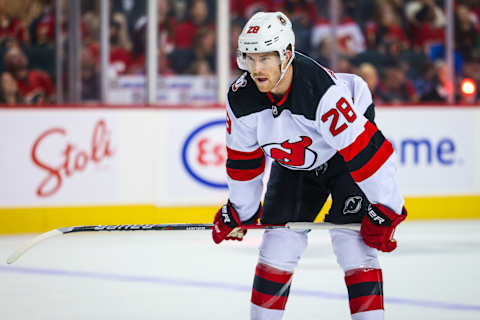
xmin=7 ymin=222 xmax=360 ymax=264
xmin=59 ymin=222 xmax=360 ymax=233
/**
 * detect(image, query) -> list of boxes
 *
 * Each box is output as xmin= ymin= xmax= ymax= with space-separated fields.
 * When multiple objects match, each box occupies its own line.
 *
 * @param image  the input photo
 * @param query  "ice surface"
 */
xmin=0 ymin=220 xmax=479 ymax=319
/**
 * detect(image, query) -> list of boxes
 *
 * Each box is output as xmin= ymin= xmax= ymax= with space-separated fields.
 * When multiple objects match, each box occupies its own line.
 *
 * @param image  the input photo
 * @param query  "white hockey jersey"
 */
xmin=226 ymin=52 xmax=404 ymax=221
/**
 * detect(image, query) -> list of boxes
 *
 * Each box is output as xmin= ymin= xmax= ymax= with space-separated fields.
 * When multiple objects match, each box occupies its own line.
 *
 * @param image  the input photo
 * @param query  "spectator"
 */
xmin=158 ymin=49 xmax=175 ymax=75
xmin=29 ymin=0 xmax=55 ymax=46
xmin=470 ymin=0 xmax=480 ymax=23
xmin=112 ymin=0 xmax=146 ymax=36
xmin=126 ymin=21 xmax=147 ymax=74
xmin=455 ymin=3 xmax=479 ymax=62
xmin=126 ymin=25 xmax=175 ymax=75
xmin=171 ymin=26 xmax=216 ymax=74
xmin=405 ymin=0 xmax=445 ymax=51
xmin=357 ymin=62 xmax=379 ymax=94
xmin=156 ymin=0 xmax=176 ymax=55
xmin=80 ymin=46 xmax=99 ymax=101
xmin=344 ymin=0 xmax=380 ymax=30
xmin=174 ymin=0 xmax=213 ymax=49
xmin=190 ymin=26 xmax=216 ymax=73
xmin=311 ymin=36 xmax=331 ymax=66
xmin=0 ymin=71 xmax=20 ymax=104
xmin=337 ymin=56 xmax=355 ymax=73
xmin=420 ymin=60 xmax=450 ymax=102
xmin=311 ymin=0 xmax=366 ymax=58
xmin=230 ymin=0 xmax=276 ymax=20
xmin=376 ymin=59 xmax=419 ymax=104
xmin=187 ymin=58 xmax=213 ymax=75
xmin=3 ymin=46 xmax=55 ymax=104
xmin=127 ymin=0 xmax=175 ymax=75
xmin=79 ymin=11 xmax=134 ymax=77
xmin=82 ymin=11 xmax=100 ymax=50
xmin=109 ymin=13 xmax=133 ymax=75
xmin=0 ymin=1 xmax=29 ymax=44
xmin=230 ymin=19 xmax=244 ymax=75
xmin=410 ymin=59 xmax=436 ymax=98
xmin=365 ymin=0 xmax=409 ymax=52
xmin=172 ymin=0 xmax=188 ymax=22
xmin=280 ymin=0 xmax=319 ymax=53
xmin=27 ymin=3 xmax=56 ymax=78
xmin=387 ymin=0 xmax=409 ymax=30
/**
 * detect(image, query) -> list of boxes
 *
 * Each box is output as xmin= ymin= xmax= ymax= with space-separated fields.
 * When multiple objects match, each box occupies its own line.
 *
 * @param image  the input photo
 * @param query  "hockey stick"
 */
xmin=6 ymin=222 xmax=360 ymax=264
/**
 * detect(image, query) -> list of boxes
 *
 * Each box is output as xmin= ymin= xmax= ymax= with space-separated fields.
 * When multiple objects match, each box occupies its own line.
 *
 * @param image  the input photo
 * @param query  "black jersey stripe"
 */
xmin=253 ymin=276 xmax=291 ymax=297
xmin=345 ymin=130 xmax=386 ymax=172
xmin=226 ymin=157 xmax=264 ymax=170
xmin=364 ymin=103 xmax=376 ymax=124
xmin=347 ymin=281 xmax=383 ymax=300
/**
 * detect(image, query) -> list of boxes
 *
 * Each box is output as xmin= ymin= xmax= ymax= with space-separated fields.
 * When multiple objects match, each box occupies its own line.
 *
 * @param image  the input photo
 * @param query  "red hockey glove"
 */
xmin=361 ymin=204 xmax=407 ymax=252
xmin=212 ymin=201 xmax=262 ymax=244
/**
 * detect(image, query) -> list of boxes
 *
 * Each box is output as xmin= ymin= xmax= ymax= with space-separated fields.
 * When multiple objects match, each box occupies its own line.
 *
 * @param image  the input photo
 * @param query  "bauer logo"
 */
xmin=182 ymin=119 xmax=227 ymax=188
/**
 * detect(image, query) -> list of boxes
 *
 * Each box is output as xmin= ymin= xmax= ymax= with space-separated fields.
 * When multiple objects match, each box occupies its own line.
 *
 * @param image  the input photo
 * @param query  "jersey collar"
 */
xmin=266 ymin=81 xmax=293 ymax=118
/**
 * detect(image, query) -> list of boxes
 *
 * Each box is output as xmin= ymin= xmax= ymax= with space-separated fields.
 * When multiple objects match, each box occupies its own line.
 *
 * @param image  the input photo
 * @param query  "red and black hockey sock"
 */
xmin=251 ymin=263 xmax=293 ymax=310
xmin=344 ymin=268 xmax=384 ymax=315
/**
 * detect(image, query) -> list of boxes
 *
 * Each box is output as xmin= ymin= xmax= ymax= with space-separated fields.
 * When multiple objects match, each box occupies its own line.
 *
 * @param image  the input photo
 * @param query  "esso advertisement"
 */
xmin=159 ymin=111 xmax=228 ymax=206
xmin=0 ymin=111 xmax=120 ymax=206
xmin=182 ymin=119 xmax=227 ymax=188
xmin=159 ymin=111 xmax=275 ymax=205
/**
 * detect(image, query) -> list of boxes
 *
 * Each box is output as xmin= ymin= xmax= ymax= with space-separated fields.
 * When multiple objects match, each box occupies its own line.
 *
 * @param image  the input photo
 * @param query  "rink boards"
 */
xmin=1 ymin=106 xmax=479 ymax=233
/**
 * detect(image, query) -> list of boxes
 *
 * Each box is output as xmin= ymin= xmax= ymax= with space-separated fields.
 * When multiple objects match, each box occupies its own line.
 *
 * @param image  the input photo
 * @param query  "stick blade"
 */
xmin=7 ymin=229 xmax=63 ymax=264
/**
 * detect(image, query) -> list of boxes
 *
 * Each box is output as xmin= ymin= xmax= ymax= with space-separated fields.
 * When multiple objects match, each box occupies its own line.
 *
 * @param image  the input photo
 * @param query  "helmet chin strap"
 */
xmin=271 ymin=54 xmax=294 ymax=92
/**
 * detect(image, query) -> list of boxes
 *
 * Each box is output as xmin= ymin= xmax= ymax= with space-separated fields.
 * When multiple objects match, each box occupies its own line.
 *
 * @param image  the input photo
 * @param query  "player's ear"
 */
xmin=283 ymin=45 xmax=293 ymax=68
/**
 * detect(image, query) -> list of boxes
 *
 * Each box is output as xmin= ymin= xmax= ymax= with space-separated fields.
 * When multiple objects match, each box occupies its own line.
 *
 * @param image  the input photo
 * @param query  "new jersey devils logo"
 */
xmin=232 ymin=72 xmax=247 ymax=92
xmin=343 ymin=196 xmax=363 ymax=215
xmin=263 ymin=136 xmax=317 ymax=169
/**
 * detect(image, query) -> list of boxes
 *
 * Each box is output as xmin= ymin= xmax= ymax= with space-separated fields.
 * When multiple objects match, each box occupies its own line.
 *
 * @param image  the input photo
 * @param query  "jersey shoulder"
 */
xmin=290 ymin=52 xmax=336 ymax=120
xmin=336 ymin=72 xmax=375 ymax=118
xmin=227 ymin=72 xmax=270 ymax=119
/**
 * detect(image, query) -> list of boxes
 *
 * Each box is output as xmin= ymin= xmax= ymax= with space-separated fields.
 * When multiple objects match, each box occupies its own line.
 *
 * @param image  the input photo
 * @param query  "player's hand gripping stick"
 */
xmin=360 ymin=204 xmax=407 ymax=252
xmin=212 ymin=201 xmax=262 ymax=244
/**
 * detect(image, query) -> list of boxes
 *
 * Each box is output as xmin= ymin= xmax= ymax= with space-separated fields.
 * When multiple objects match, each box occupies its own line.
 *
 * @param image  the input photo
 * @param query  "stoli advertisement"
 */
xmin=0 ymin=111 xmax=120 ymax=206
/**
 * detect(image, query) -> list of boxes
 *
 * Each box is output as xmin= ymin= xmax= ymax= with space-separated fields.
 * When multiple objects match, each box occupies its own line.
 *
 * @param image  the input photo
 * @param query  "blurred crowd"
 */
xmin=0 ymin=0 xmax=479 ymax=105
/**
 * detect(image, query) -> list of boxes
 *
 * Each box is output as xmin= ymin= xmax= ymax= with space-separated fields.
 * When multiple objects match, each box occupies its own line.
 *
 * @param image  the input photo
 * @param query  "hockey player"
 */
xmin=212 ymin=12 xmax=407 ymax=320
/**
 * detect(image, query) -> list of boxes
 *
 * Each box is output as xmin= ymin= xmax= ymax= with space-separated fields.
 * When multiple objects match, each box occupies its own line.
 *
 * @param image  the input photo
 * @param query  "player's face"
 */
xmin=245 ymin=52 xmax=282 ymax=92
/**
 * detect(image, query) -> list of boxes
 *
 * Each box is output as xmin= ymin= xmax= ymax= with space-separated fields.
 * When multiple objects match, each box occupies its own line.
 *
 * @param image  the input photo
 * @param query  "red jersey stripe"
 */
xmin=266 ymin=92 xmax=275 ymax=103
xmin=348 ymin=295 xmax=384 ymax=314
xmin=251 ymin=288 xmax=289 ymax=310
xmin=345 ymin=268 xmax=383 ymax=286
xmin=227 ymin=147 xmax=264 ymax=160
xmin=350 ymin=140 xmax=394 ymax=182
xmin=255 ymin=263 xmax=293 ymax=284
xmin=266 ymin=82 xmax=292 ymax=106
xmin=339 ymin=121 xmax=377 ymax=162
xmin=277 ymin=82 xmax=292 ymax=106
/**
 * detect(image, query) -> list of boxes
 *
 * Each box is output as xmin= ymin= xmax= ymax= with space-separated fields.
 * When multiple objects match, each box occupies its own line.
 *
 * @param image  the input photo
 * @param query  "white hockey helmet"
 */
xmin=237 ymin=12 xmax=295 ymax=73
